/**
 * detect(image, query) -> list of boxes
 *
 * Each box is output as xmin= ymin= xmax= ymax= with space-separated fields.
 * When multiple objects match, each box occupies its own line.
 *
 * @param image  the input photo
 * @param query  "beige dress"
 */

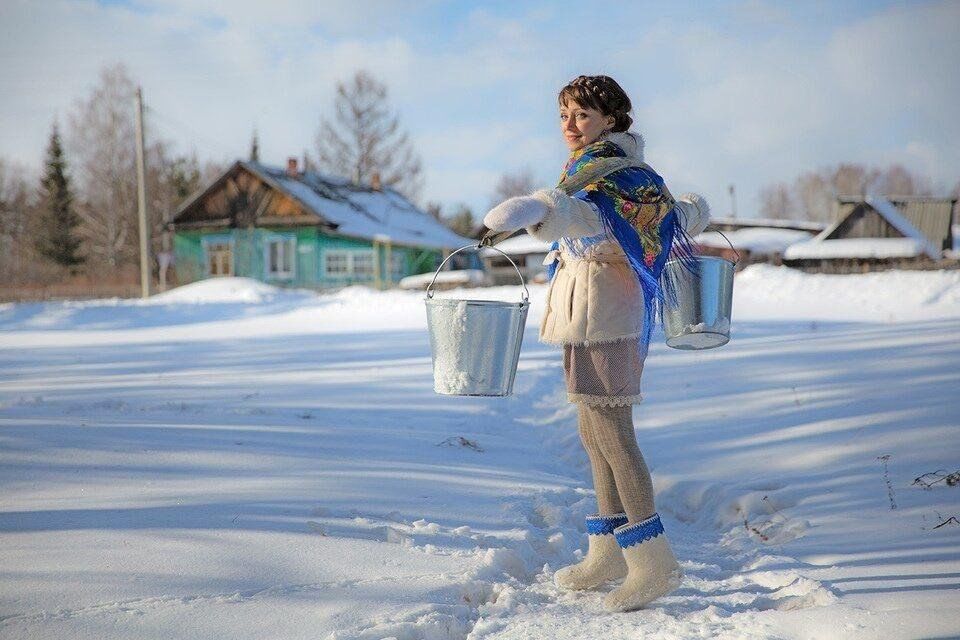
xmin=539 ymin=240 xmax=648 ymax=406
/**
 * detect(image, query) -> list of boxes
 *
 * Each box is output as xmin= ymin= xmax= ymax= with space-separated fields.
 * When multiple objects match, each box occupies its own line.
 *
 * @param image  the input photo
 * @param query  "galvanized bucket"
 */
xmin=660 ymin=233 xmax=739 ymax=350
xmin=425 ymin=244 xmax=529 ymax=396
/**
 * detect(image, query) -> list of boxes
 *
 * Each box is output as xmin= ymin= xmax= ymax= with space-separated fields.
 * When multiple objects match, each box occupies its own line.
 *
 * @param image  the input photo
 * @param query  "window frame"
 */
xmin=263 ymin=234 xmax=297 ymax=280
xmin=202 ymin=236 xmax=235 ymax=277
xmin=350 ymin=251 xmax=374 ymax=278
xmin=323 ymin=248 xmax=375 ymax=280
xmin=389 ymin=250 xmax=405 ymax=279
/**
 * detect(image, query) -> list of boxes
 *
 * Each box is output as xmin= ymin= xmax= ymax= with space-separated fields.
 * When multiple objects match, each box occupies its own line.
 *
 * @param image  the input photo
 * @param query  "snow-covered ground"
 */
xmin=1 ymin=265 xmax=959 ymax=639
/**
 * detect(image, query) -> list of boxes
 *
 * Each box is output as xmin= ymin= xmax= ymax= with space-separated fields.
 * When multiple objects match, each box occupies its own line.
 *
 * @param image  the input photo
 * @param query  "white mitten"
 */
xmin=526 ymin=189 xmax=604 ymax=242
xmin=675 ymin=192 xmax=710 ymax=236
xmin=483 ymin=196 xmax=549 ymax=233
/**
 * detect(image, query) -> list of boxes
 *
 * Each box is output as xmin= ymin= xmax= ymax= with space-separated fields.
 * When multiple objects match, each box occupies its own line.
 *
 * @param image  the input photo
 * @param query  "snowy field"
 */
xmin=1 ymin=264 xmax=959 ymax=639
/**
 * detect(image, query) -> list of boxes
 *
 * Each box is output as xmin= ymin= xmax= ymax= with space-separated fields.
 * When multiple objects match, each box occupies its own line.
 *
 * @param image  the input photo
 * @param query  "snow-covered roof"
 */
xmin=864 ymin=198 xmax=940 ymax=259
xmin=249 ymin=163 xmax=474 ymax=250
xmin=708 ymin=216 xmax=826 ymax=232
xmin=397 ymin=269 xmax=488 ymax=290
xmin=795 ymin=197 xmax=942 ymax=260
xmin=174 ymin=161 xmax=474 ymax=251
xmin=479 ymin=233 xmax=552 ymax=257
xmin=784 ymin=237 xmax=931 ymax=259
xmin=695 ymin=228 xmax=813 ymax=254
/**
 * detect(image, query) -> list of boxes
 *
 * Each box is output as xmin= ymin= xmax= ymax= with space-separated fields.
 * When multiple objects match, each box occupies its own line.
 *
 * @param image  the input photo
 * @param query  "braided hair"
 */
xmin=558 ymin=75 xmax=633 ymax=132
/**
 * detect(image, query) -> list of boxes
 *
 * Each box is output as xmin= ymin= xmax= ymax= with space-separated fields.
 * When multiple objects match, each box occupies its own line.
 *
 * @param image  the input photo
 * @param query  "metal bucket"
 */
xmin=660 ymin=255 xmax=736 ymax=350
xmin=425 ymin=244 xmax=529 ymax=396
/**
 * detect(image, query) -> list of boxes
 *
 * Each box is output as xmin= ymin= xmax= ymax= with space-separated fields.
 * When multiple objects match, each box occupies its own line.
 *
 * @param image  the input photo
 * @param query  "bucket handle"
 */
xmin=712 ymin=228 xmax=742 ymax=264
xmin=426 ymin=243 xmax=530 ymax=302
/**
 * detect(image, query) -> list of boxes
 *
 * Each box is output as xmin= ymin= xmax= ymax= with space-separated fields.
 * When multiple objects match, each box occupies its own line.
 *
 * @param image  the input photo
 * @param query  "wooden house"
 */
xmin=835 ymin=196 xmax=956 ymax=253
xmin=480 ymin=232 xmax=553 ymax=284
xmin=168 ymin=159 xmax=477 ymax=289
xmin=695 ymin=217 xmax=824 ymax=268
xmin=783 ymin=196 xmax=957 ymax=273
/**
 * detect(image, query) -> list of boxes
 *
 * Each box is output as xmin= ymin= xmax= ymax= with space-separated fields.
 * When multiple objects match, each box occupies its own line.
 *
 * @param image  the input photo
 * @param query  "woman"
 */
xmin=483 ymin=75 xmax=710 ymax=612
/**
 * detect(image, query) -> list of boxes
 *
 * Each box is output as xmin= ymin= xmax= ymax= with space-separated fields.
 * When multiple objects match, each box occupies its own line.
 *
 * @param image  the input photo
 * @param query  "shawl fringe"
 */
xmin=544 ymin=141 xmax=705 ymax=359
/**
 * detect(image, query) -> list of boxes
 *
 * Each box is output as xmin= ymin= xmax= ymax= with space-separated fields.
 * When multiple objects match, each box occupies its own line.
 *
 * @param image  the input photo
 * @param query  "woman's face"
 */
xmin=560 ymin=99 xmax=615 ymax=151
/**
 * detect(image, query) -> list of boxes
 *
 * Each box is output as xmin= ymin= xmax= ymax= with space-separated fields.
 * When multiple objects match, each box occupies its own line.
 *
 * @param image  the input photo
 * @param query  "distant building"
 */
xmin=696 ymin=216 xmax=823 ymax=268
xmin=168 ymin=159 xmax=477 ymax=289
xmin=480 ymin=232 xmax=553 ymax=284
xmin=783 ymin=196 xmax=958 ymax=273
xmin=836 ymin=196 xmax=956 ymax=253
xmin=707 ymin=216 xmax=827 ymax=234
xmin=479 ymin=217 xmax=821 ymax=281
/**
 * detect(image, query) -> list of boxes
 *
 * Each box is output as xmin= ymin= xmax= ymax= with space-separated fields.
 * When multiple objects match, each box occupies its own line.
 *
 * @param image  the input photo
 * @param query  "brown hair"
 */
xmin=558 ymin=75 xmax=633 ymax=132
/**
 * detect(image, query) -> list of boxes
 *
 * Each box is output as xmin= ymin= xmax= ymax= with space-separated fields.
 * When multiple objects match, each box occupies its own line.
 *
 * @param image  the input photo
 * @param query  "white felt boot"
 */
xmin=604 ymin=513 xmax=683 ymax=612
xmin=554 ymin=513 xmax=629 ymax=590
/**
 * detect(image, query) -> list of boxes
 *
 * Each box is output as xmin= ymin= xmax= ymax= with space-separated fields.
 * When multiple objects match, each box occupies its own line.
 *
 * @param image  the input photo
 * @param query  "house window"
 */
xmin=324 ymin=251 xmax=350 ymax=277
xmin=265 ymin=237 xmax=296 ymax=279
xmin=324 ymin=249 xmax=375 ymax=280
xmin=390 ymin=251 xmax=405 ymax=278
xmin=352 ymin=251 xmax=374 ymax=277
xmin=205 ymin=241 xmax=233 ymax=277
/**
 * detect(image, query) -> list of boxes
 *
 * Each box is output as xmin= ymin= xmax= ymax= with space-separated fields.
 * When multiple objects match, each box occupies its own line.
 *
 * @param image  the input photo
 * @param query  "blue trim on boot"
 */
xmin=613 ymin=513 xmax=665 ymax=548
xmin=585 ymin=512 xmax=629 ymax=535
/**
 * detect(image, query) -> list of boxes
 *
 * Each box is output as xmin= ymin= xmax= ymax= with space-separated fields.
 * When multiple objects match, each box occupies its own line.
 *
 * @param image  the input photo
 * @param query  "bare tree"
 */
xmin=761 ymin=162 xmax=941 ymax=223
xmin=489 ymin=166 xmax=536 ymax=210
xmin=832 ymin=163 xmax=879 ymax=199
xmin=67 ymin=64 xmax=140 ymax=269
xmin=423 ymin=201 xmax=443 ymax=221
xmin=313 ymin=70 xmax=424 ymax=202
xmin=66 ymin=63 xmax=202 ymax=280
xmin=759 ymin=182 xmax=795 ymax=220
xmin=444 ymin=203 xmax=475 ymax=237
xmin=146 ymin=141 xmax=201 ymax=273
xmin=874 ymin=164 xmax=932 ymax=198
xmin=795 ymin=171 xmax=835 ymax=223
xmin=0 ymin=158 xmax=34 ymax=282
xmin=200 ymin=160 xmax=227 ymax=186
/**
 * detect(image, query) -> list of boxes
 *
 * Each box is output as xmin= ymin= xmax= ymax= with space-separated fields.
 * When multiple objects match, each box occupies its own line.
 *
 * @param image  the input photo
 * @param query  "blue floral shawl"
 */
xmin=545 ymin=138 xmax=701 ymax=351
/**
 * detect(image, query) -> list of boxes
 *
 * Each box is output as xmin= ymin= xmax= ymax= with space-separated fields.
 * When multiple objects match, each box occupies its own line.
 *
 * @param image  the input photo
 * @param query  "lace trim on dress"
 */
xmin=567 ymin=392 xmax=644 ymax=407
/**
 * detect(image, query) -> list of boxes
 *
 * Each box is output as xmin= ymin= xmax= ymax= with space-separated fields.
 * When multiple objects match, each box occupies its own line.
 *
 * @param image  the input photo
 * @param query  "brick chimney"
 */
xmin=286 ymin=157 xmax=298 ymax=178
xmin=371 ymin=171 xmax=382 ymax=191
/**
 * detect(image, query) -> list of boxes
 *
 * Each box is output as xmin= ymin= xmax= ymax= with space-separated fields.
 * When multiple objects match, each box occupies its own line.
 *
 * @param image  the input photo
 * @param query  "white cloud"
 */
xmin=1 ymin=0 xmax=957 ymax=220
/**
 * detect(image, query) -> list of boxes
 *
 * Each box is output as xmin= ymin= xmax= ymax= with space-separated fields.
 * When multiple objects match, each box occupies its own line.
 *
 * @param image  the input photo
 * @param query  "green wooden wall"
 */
xmin=173 ymin=228 xmax=443 ymax=289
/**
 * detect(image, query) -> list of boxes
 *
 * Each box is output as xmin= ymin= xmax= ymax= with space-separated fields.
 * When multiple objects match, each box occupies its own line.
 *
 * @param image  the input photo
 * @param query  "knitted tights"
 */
xmin=577 ymin=403 xmax=656 ymax=524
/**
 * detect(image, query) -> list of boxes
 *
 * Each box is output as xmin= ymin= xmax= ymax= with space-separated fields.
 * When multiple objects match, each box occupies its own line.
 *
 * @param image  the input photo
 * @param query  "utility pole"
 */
xmin=135 ymin=86 xmax=150 ymax=298
xmin=728 ymin=184 xmax=737 ymax=219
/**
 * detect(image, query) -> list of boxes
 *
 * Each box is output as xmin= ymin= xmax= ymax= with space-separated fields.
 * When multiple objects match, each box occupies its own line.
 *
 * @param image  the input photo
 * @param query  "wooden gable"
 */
xmin=826 ymin=203 xmax=905 ymax=240
xmin=173 ymin=163 xmax=325 ymax=230
xmin=898 ymin=199 xmax=956 ymax=251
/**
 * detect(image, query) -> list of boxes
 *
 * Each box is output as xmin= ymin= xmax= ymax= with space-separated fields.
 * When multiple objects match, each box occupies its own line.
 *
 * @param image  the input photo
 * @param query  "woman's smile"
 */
xmin=560 ymin=98 xmax=614 ymax=151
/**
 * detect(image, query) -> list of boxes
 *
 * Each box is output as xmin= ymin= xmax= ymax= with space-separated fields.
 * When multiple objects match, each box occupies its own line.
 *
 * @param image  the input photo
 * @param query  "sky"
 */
xmin=1 ymin=0 xmax=958 ymax=220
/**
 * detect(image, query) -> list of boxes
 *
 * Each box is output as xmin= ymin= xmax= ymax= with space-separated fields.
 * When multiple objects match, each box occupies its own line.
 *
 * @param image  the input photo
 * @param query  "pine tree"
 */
xmin=249 ymin=129 xmax=260 ymax=162
xmin=35 ymin=123 xmax=84 ymax=269
xmin=168 ymin=155 xmax=201 ymax=201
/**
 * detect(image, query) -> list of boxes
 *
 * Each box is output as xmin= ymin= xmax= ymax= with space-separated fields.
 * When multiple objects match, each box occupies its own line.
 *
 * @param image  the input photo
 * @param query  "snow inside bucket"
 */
xmin=425 ymin=245 xmax=529 ymax=396
xmin=661 ymin=256 xmax=735 ymax=350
